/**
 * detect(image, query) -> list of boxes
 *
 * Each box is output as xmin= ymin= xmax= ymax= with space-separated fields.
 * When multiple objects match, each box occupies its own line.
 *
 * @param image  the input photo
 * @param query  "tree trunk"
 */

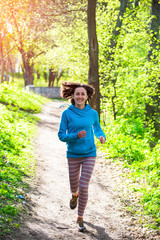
xmin=8 ymin=55 xmax=14 ymax=82
xmin=87 ymin=0 xmax=100 ymax=116
xmin=108 ymin=0 xmax=128 ymax=61
xmin=56 ymin=69 xmax=64 ymax=86
xmin=104 ymin=0 xmax=128 ymax=120
xmin=134 ymin=0 xmax=140 ymax=8
xmin=49 ymin=69 xmax=57 ymax=87
xmin=19 ymin=47 xmax=34 ymax=86
xmin=148 ymin=0 xmax=160 ymax=61
xmin=1 ymin=60 xmax=4 ymax=83
xmin=146 ymin=0 xmax=160 ymax=145
xmin=0 ymin=36 xmax=4 ymax=83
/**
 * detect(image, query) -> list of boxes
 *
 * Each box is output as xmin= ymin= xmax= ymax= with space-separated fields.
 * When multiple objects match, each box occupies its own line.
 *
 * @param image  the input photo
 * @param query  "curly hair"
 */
xmin=60 ymin=82 xmax=95 ymax=104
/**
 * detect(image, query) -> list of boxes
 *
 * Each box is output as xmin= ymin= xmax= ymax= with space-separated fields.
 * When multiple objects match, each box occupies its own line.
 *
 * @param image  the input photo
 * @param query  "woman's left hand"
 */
xmin=99 ymin=136 xmax=105 ymax=144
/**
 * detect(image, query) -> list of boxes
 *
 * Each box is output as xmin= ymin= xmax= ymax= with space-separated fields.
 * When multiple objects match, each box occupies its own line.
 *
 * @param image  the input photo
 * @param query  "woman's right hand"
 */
xmin=77 ymin=130 xmax=87 ymax=138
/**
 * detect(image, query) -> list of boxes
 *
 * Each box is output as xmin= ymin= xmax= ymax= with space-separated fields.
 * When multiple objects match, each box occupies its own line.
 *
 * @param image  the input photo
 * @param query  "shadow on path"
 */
xmin=85 ymin=221 xmax=113 ymax=240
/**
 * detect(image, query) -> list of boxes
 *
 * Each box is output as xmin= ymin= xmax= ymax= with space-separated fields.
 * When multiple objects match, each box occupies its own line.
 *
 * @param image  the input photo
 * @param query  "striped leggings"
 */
xmin=68 ymin=157 xmax=96 ymax=217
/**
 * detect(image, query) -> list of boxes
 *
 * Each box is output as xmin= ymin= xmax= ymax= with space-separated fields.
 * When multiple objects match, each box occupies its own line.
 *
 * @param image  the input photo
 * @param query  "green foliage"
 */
xmin=100 ymin=116 xmax=150 ymax=162
xmin=10 ymin=73 xmax=25 ymax=89
xmin=96 ymin=1 xmax=160 ymax=230
xmin=98 ymin=0 xmax=150 ymax=118
xmin=0 ymin=83 xmax=46 ymax=113
xmin=98 ymin=115 xmax=160 ymax=230
xmin=34 ymin=9 xmax=89 ymax=84
xmin=0 ymin=83 xmax=47 ymax=237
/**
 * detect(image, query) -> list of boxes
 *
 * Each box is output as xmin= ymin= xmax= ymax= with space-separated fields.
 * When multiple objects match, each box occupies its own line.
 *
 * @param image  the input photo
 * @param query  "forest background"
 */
xmin=0 ymin=0 xmax=160 ymax=236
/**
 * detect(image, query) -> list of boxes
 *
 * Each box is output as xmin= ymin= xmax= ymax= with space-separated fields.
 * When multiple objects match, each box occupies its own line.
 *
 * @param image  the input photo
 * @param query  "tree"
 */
xmin=33 ymin=0 xmax=88 ymax=87
xmin=135 ymin=0 xmax=140 ymax=7
xmin=1 ymin=0 xmax=89 ymax=87
xmin=146 ymin=0 xmax=160 ymax=143
xmin=2 ymin=0 xmax=75 ymax=86
xmin=87 ymin=0 xmax=100 ymax=115
xmin=108 ymin=0 xmax=128 ymax=61
xmin=0 ymin=25 xmax=5 ymax=83
xmin=107 ymin=0 xmax=128 ymax=120
xmin=148 ymin=0 xmax=160 ymax=61
xmin=9 ymin=0 xmax=56 ymax=86
xmin=0 ymin=1 xmax=13 ymax=83
xmin=99 ymin=0 xmax=128 ymax=120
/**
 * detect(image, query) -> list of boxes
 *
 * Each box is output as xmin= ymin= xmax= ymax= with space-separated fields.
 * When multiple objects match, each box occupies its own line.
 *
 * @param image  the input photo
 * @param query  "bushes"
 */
xmin=101 ymin=117 xmax=150 ymax=162
xmin=0 ymin=83 xmax=47 ymax=236
xmin=99 ymin=116 xmax=160 ymax=229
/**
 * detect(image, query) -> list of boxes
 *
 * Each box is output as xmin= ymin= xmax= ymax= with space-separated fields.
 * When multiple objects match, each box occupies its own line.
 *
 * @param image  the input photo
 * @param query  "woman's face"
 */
xmin=73 ymin=87 xmax=88 ymax=109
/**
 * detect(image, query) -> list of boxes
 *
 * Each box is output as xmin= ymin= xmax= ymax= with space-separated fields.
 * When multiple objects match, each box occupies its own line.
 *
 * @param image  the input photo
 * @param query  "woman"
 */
xmin=58 ymin=82 xmax=106 ymax=232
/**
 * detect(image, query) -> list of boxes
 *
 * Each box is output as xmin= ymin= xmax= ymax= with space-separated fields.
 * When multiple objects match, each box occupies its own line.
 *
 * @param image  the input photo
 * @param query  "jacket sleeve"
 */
xmin=58 ymin=111 xmax=78 ymax=142
xmin=93 ymin=111 xmax=106 ymax=139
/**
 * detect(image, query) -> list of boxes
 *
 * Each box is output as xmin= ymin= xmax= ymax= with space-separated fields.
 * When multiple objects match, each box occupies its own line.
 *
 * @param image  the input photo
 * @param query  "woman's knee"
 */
xmin=79 ymin=182 xmax=88 ymax=192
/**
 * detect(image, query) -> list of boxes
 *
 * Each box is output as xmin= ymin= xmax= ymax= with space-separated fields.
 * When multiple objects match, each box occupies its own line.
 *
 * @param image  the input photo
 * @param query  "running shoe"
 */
xmin=70 ymin=194 xmax=79 ymax=210
xmin=77 ymin=217 xmax=86 ymax=232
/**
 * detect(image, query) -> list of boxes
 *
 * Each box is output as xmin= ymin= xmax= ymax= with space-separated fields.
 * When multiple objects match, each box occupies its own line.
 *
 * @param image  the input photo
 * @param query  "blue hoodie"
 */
xmin=58 ymin=104 xmax=106 ymax=158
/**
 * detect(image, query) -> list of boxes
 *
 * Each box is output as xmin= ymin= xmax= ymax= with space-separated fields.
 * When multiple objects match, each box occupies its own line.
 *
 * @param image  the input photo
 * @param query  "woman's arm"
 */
xmin=58 ymin=111 xmax=78 ymax=142
xmin=93 ymin=111 xmax=106 ymax=142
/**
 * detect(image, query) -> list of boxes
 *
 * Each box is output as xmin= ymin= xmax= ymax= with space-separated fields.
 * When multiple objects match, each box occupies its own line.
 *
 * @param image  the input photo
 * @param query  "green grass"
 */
xmin=98 ymin=116 xmax=160 ymax=231
xmin=0 ymin=83 xmax=47 ymax=237
xmin=0 ymin=83 xmax=47 ymax=113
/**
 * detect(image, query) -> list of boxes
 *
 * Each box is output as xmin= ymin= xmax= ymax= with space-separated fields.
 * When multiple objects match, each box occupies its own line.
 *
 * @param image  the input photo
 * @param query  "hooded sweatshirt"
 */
xmin=58 ymin=104 xmax=106 ymax=158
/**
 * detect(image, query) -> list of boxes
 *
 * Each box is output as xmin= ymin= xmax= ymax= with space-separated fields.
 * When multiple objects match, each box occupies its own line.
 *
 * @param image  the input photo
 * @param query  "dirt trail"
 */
xmin=8 ymin=101 xmax=159 ymax=240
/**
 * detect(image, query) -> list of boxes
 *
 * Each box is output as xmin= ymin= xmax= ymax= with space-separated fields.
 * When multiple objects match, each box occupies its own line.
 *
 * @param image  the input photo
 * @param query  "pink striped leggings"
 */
xmin=68 ymin=157 xmax=96 ymax=216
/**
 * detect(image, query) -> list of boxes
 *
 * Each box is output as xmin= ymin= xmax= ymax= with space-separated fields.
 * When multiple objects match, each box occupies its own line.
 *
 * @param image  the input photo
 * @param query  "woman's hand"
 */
xmin=77 ymin=130 xmax=87 ymax=138
xmin=99 ymin=136 xmax=105 ymax=144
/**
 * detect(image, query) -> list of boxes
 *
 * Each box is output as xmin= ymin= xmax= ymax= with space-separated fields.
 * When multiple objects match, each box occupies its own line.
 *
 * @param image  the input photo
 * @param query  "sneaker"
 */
xmin=77 ymin=217 xmax=86 ymax=232
xmin=70 ymin=194 xmax=79 ymax=210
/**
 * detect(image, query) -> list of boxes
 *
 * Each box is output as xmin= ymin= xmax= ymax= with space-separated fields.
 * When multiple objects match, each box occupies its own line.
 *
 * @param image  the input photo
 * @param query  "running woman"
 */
xmin=58 ymin=82 xmax=106 ymax=232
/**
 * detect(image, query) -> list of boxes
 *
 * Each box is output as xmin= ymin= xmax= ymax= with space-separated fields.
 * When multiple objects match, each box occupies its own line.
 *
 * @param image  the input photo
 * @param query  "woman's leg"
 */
xmin=78 ymin=157 xmax=96 ymax=217
xmin=68 ymin=158 xmax=81 ymax=194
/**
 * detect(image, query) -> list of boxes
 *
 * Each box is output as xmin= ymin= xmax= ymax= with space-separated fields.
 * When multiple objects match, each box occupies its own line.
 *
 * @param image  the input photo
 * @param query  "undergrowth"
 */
xmin=0 ymin=83 xmax=47 ymax=237
xmin=98 ymin=116 xmax=160 ymax=231
xmin=0 ymin=83 xmax=45 ymax=113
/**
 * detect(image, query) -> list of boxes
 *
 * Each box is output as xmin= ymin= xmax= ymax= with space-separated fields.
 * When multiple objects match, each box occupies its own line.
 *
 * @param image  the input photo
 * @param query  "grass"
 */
xmin=0 ymin=83 xmax=47 ymax=237
xmin=98 ymin=116 xmax=160 ymax=231
xmin=0 ymin=83 xmax=45 ymax=113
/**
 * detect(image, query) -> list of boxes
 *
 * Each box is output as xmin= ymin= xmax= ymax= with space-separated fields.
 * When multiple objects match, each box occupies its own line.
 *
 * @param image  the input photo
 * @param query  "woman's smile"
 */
xmin=73 ymin=87 xmax=88 ymax=109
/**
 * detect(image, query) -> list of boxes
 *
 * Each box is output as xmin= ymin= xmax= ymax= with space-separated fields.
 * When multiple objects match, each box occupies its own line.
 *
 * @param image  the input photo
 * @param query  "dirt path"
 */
xmin=8 ymin=101 xmax=159 ymax=240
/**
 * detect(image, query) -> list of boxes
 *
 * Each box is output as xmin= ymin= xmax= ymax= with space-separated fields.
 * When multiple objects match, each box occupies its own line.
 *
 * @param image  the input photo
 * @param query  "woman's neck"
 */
xmin=75 ymin=103 xmax=85 ymax=109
